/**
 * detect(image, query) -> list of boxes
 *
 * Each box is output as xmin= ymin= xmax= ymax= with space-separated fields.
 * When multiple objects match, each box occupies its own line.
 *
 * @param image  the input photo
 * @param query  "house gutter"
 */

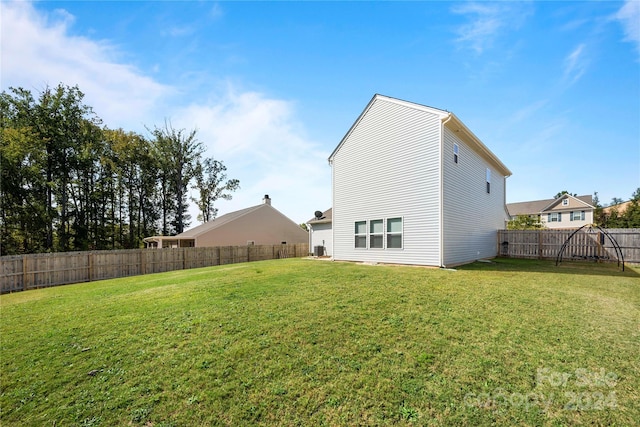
xmin=439 ymin=113 xmax=453 ymax=268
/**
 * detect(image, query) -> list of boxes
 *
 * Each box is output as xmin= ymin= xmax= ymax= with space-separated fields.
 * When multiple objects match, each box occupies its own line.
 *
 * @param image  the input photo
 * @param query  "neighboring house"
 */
xmin=307 ymin=208 xmax=332 ymax=256
xmin=603 ymin=200 xmax=632 ymax=217
xmin=506 ymin=194 xmax=594 ymax=229
xmin=144 ymin=195 xmax=308 ymax=248
xmin=329 ymin=94 xmax=512 ymax=267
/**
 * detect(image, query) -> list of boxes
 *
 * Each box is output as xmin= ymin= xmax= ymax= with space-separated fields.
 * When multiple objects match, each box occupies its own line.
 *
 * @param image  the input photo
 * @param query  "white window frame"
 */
xmin=453 ymin=143 xmax=459 ymax=164
xmin=369 ymin=219 xmax=384 ymax=249
xmin=549 ymin=212 xmax=561 ymax=222
xmin=562 ymin=199 xmax=569 ymax=206
xmin=386 ymin=217 xmax=403 ymax=249
xmin=355 ymin=221 xmax=367 ymax=249
xmin=570 ymin=211 xmax=585 ymax=221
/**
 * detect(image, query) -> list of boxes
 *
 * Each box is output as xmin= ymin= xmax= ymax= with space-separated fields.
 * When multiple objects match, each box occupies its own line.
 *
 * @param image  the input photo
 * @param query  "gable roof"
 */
xmin=328 ymin=94 xmax=511 ymax=177
xmin=539 ymin=194 xmax=594 ymax=212
xmin=507 ymin=194 xmax=594 ymax=216
xmin=177 ymin=204 xmax=267 ymax=238
xmin=307 ymin=208 xmax=332 ymax=224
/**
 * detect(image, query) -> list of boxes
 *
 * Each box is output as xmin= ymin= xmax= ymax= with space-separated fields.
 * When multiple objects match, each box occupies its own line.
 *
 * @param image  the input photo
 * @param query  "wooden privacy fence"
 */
xmin=0 ymin=243 xmax=309 ymax=294
xmin=498 ymin=229 xmax=640 ymax=263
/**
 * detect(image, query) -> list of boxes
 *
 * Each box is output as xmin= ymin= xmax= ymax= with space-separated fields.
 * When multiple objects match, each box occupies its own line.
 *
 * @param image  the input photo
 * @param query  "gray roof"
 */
xmin=307 ymin=208 xmax=332 ymax=224
xmin=507 ymin=195 xmax=593 ymax=216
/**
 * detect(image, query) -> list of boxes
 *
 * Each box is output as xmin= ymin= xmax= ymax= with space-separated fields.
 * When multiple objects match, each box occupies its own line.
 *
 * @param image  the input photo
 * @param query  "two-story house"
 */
xmin=507 ymin=194 xmax=594 ymax=229
xmin=329 ymin=94 xmax=511 ymax=267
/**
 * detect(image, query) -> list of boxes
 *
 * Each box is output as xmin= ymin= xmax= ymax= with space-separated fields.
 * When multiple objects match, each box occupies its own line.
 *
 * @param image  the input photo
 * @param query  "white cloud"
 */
xmin=509 ymin=99 xmax=549 ymax=124
xmin=0 ymin=1 xmax=171 ymax=131
xmin=0 ymin=1 xmax=331 ymax=225
xmin=173 ymin=87 xmax=332 ymax=224
xmin=210 ymin=3 xmax=224 ymax=20
xmin=563 ymin=43 xmax=588 ymax=85
xmin=615 ymin=0 xmax=640 ymax=57
xmin=451 ymin=2 xmax=532 ymax=54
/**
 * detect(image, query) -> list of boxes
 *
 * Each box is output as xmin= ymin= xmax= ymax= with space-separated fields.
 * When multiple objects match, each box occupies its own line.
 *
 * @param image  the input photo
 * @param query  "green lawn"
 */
xmin=1 ymin=258 xmax=638 ymax=426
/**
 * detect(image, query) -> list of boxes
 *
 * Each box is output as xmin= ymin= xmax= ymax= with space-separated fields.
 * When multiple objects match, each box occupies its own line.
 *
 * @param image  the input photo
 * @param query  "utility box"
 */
xmin=314 ymin=245 xmax=325 ymax=257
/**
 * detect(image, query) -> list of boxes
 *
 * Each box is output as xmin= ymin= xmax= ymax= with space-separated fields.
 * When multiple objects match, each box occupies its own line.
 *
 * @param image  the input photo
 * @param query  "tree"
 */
xmin=149 ymin=122 xmax=204 ymax=235
xmin=0 ymin=84 xmax=102 ymax=253
xmin=592 ymin=192 xmax=606 ymax=226
xmin=1 ymin=83 xmax=242 ymax=254
xmin=192 ymin=158 xmax=240 ymax=223
xmin=610 ymin=197 xmax=624 ymax=206
xmin=622 ymin=188 xmax=640 ymax=228
xmin=507 ymin=215 xmax=544 ymax=230
xmin=0 ymin=92 xmax=47 ymax=254
xmin=102 ymin=128 xmax=158 ymax=249
xmin=554 ymin=190 xmax=577 ymax=199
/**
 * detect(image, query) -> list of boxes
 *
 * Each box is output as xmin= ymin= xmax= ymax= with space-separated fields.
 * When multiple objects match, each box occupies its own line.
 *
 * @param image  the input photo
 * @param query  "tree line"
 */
xmin=593 ymin=189 xmax=640 ymax=228
xmin=1 ymin=84 xmax=239 ymax=255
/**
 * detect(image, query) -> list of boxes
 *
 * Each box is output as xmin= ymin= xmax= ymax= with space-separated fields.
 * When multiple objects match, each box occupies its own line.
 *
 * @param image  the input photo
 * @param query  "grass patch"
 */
xmin=1 ymin=258 xmax=638 ymax=426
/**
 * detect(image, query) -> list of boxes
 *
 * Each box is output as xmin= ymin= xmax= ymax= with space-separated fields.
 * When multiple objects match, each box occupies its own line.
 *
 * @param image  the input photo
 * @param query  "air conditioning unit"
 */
xmin=314 ymin=245 xmax=324 ymax=257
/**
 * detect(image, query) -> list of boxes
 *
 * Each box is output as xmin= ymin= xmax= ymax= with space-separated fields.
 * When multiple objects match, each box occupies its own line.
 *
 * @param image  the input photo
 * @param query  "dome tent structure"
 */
xmin=555 ymin=224 xmax=625 ymax=271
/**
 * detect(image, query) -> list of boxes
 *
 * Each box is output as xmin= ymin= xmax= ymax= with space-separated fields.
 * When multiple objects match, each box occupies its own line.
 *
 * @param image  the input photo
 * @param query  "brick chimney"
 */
xmin=262 ymin=194 xmax=271 ymax=205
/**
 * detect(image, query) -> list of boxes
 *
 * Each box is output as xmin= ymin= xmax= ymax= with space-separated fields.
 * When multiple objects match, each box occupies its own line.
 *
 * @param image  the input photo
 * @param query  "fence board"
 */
xmin=498 ymin=228 xmax=639 ymax=263
xmin=1 ymin=243 xmax=308 ymax=294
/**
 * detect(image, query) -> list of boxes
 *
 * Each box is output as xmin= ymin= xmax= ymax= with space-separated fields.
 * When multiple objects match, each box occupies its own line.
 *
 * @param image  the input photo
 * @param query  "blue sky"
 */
xmin=2 ymin=1 xmax=639 ymax=225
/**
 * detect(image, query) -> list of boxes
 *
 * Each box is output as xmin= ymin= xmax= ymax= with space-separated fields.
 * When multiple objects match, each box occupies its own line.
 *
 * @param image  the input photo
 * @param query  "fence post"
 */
xmin=140 ymin=250 xmax=145 ymax=275
xmin=597 ymin=232 xmax=603 ymax=261
xmin=88 ymin=252 xmax=93 ymax=282
xmin=183 ymin=248 xmax=187 ymax=271
xmin=22 ymin=255 xmax=28 ymax=291
xmin=538 ymin=229 xmax=543 ymax=259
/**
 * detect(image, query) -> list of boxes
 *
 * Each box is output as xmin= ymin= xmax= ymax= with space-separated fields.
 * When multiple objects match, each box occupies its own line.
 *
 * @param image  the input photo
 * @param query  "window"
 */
xmin=453 ymin=143 xmax=459 ymax=164
xmin=548 ymin=212 xmax=562 ymax=222
xmin=486 ymin=168 xmax=491 ymax=194
xmin=354 ymin=218 xmax=404 ymax=249
xmin=386 ymin=218 xmax=403 ymax=249
xmin=562 ymin=199 xmax=569 ymax=206
xmin=570 ymin=211 xmax=585 ymax=221
xmin=369 ymin=219 xmax=383 ymax=248
xmin=355 ymin=221 xmax=367 ymax=248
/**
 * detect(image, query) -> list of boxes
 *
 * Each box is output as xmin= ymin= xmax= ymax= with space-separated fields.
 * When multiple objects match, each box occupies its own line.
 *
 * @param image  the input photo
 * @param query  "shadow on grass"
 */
xmin=458 ymin=257 xmax=640 ymax=278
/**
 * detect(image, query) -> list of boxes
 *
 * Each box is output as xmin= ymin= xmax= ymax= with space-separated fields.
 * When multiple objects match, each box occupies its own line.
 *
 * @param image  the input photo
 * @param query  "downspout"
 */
xmin=439 ymin=113 xmax=453 ymax=268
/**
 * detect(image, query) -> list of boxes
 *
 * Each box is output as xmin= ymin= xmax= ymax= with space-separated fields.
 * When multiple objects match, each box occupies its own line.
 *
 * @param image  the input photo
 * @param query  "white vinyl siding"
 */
xmin=332 ymin=98 xmax=442 ymax=265
xmin=309 ymin=222 xmax=333 ymax=256
xmin=541 ymin=209 xmax=594 ymax=229
xmin=540 ymin=197 xmax=595 ymax=229
xmin=442 ymin=127 xmax=506 ymax=266
xmin=486 ymin=168 xmax=491 ymax=194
